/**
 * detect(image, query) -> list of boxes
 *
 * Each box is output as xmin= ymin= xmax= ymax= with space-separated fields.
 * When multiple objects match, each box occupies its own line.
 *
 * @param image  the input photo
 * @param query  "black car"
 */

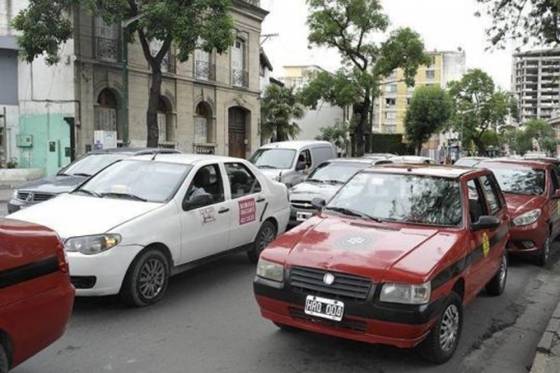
xmin=8 ymin=148 xmax=179 ymax=213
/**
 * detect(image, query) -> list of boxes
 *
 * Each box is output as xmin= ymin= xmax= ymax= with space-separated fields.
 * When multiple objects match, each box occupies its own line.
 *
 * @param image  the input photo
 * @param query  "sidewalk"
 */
xmin=531 ymin=300 xmax=560 ymax=372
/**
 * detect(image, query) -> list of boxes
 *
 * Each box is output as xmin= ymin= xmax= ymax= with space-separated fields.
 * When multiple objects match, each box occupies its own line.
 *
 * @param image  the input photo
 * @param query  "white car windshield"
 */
xmin=307 ymin=162 xmax=367 ymax=184
xmin=327 ymin=172 xmax=463 ymax=227
xmin=76 ymin=160 xmax=192 ymax=203
xmin=60 ymin=153 xmax=128 ymax=177
xmin=250 ymin=149 xmax=296 ymax=169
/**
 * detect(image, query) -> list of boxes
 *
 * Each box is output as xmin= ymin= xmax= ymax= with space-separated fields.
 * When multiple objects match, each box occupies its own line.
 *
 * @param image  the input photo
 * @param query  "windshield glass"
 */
xmin=77 ymin=161 xmax=192 ymax=203
xmin=455 ymin=158 xmax=479 ymax=167
xmin=250 ymin=149 xmax=296 ymax=169
xmin=483 ymin=165 xmax=546 ymax=196
xmin=61 ymin=154 xmax=128 ymax=177
xmin=308 ymin=162 xmax=367 ymax=184
xmin=328 ymin=172 xmax=463 ymax=227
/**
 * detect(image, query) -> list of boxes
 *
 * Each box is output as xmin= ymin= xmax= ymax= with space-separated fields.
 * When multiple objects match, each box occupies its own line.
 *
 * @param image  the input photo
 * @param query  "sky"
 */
xmin=260 ymin=0 xmax=514 ymax=90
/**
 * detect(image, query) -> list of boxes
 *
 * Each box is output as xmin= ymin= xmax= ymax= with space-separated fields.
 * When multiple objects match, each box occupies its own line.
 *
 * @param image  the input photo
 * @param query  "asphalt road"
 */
xmin=3 ymin=198 xmax=560 ymax=372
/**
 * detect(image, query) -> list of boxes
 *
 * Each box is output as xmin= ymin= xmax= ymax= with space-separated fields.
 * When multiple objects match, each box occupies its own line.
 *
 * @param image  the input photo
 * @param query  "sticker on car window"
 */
xmin=482 ymin=232 xmax=490 ymax=257
xmin=200 ymin=207 xmax=216 ymax=224
xmin=239 ymin=198 xmax=256 ymax=225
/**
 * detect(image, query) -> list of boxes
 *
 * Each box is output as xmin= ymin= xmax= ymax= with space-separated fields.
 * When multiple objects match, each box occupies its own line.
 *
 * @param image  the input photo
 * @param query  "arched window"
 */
xmin=194 ymin=102 xmax=213 ymax=144
xmin=95 ymin=88 xmax=120 ymax=140
xmin=157 ymin=96 xmax=175 ymax=143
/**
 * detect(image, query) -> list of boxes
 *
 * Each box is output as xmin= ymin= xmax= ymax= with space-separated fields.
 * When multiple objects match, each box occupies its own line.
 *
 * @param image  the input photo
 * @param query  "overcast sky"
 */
xmin=260 ymin=0 xmax=514 ymax=90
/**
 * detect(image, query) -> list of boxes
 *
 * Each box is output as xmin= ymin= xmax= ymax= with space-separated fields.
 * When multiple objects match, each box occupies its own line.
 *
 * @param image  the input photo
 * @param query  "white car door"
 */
xmin=179 ymin=163 xmax=232 ymax=263
xmin=223 ymin=162 xmax=268 ymax=248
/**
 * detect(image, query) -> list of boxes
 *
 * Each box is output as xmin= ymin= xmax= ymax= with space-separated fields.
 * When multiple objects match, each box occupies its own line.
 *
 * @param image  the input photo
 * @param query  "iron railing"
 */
xmin=232 ymin=69 xmax=249 ymax=88
xmin=95 ymin=37 xmax=120 ymax=62
xmin=195 ymin=60 xmax=216 ymax=81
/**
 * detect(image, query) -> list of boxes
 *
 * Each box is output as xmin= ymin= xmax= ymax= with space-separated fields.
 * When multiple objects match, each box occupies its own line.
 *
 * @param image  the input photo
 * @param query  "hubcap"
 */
xmin=257 ymin=226 xmax=275 ymax=252
xmin=440 ymin=304 xmax=460 ymax=352
xmin=138 ymin=258 xmax=166 ymax=300
xmin=499 ymin=255 xmax=507 ymax=288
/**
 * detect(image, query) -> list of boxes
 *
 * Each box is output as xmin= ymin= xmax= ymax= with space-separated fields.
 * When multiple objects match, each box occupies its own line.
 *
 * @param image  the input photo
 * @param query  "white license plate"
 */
xmin=296 ymin=211 xmax=313 ymax=222
xmin=304 ymin=295 xmax=344 ymax=322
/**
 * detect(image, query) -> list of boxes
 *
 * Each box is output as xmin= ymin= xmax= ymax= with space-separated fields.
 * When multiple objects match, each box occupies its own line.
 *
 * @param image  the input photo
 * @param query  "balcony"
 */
xmin=194 ymin=60 xmax=216 ymax=81
xmin=242 ymin=0 xmax=261 ymax=6
xmin=232 ymin=69 xmax=249 ymax=88
xmin=95 ymin=37 xmax=120 ymax=63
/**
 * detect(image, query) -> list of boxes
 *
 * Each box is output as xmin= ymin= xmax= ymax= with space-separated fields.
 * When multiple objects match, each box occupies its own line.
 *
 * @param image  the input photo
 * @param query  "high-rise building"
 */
xmin=373 ymin=50 xmax=466 ymax=135
xmin=512 ymin=49 xmax=560 ymax=124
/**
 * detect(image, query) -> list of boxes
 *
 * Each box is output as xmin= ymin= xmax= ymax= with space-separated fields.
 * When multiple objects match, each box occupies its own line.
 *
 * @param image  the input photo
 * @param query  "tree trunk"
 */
xmin=353 ymin=97 xmax=370 ymax=157
xmin=147 ymin=66 xmax=162 ymax=148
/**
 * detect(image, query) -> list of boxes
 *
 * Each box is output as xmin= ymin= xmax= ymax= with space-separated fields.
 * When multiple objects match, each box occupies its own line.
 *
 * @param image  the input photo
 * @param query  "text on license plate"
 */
xmin=297 ymin=211 xmax=313 ymax=222
xmin=304 ymin=295 xmax=344 ymax=322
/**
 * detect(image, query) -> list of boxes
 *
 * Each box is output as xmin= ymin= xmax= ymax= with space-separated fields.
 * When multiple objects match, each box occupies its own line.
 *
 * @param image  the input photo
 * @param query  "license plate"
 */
xmin=304 ymin=295 xmax=344 ymax=322
xmin=296 ymin=211 xmax=313 ymax=222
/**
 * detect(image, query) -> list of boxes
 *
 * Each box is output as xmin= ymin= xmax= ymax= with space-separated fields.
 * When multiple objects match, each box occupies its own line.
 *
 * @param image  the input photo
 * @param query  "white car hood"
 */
xmin=9 ymin=193 xmax=163 ymax=238
xmin=258 ymin=168 xmax=288 ymax=180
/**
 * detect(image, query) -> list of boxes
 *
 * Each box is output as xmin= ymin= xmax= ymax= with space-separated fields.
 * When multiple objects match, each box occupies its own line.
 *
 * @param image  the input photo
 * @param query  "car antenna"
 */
xmin=151 ymin=152 xmax=158 ymax=161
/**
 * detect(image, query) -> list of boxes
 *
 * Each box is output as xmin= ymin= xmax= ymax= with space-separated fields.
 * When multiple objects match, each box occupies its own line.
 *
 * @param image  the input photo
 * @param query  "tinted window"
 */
xmin=328 ymin=173 xmax=462 ymax=226
xmin=250 ymin=149 xmax=296 ymax=170
xmin=225 ymin=163 xmax=262 ymax=199
xmin=480 ymin=176 xmax=501 ymax=214
xmin=297 ymin=150 xmax=312 ymax=169
xmin=484 ymin=164 xmax=546 ymax=196
xmin=308 ymin=162 xmax=367 ymax=184
xmin=78 ymin=160 xmax=191 ymax=203
xmin=185 ymin=164 xmax=225 ymax=207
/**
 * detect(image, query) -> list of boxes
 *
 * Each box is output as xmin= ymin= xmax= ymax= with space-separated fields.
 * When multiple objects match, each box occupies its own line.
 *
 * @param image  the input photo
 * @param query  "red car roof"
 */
xmin=368 ymin=164 xmax=481 ymax=179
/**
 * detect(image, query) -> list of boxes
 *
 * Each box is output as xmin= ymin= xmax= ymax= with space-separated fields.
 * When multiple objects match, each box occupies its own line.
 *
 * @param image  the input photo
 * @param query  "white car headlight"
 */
xmin=513 ymin=209 xmax=541 ymax=226
xmin=380 ymin=282 xmax=431 ymax=305
xmin=256 ymin=258 xmax=284 ymax=282
xmin=65 ymin=234 xmax=121 ymax=255
xmin=12 ymin=190 xmax=19 ymax=200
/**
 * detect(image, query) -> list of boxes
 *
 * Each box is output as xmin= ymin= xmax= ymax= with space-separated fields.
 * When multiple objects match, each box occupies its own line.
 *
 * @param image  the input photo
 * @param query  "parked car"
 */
xmin=289 ymin=157 xmax=392 ymax=227
xmin=479 ymin=159 xmax=560 ymax=266
xmin=0 ymin=219 xmax=74 ymax=373
xmin=362 ymin=153 xmax=396 ymax=159
xmin=391 ymin=155 xmax=435 ymax=164
xmin=254 ymin=165 xmax=509 ymax=363
xmin=455 ymin=157 xmax=489 ymax=168
xmin=250 ymin=141 xmax=337 ymax=187
xmin=8 ymin=147 xmax=180 ymax=213
xmin=10 ymin=154 xmax=290 ymax=307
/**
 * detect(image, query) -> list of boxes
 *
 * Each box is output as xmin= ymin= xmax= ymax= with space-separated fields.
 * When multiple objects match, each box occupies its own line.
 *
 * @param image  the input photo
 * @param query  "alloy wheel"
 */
xmin=138 ymin=258 xmax=166 ymax=300
xmin=440 ymin=304 xmax=460 ymax=352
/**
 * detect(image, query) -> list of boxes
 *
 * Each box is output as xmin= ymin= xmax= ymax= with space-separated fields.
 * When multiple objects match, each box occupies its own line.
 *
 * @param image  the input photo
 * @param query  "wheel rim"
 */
xmin=498 ymin=254 xmax=507 ymax=289
xmin=440 ymin=304 xmax=460 ymax=352
xmin=138 ymin=258 xmax=166 ymax=300
xmin=257 ymin=225 xmax=275 ymax=252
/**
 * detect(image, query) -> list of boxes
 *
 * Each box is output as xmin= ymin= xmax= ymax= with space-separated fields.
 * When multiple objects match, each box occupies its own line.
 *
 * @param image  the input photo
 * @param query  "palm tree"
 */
xmin=261 ymin=85 xmax=305 ymax=142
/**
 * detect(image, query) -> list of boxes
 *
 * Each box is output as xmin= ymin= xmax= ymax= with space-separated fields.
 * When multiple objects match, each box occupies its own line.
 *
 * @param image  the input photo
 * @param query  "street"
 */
xmin=2 ymin=197 xmax=560 ymax=373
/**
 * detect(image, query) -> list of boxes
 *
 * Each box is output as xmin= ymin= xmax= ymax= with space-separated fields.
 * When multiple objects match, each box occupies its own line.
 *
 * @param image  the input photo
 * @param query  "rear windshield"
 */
xmin=328 ymin=172 xmax=463 ymax=227
xmin=483 ymin=164 xmax=546 ymax=196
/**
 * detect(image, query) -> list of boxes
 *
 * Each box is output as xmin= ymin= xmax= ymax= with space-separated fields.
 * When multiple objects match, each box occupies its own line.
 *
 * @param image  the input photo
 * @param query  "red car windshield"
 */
xmin=327 ymin=172 xmax=463 ymax=227
xmin=484 ymin=165 xmax=545 ymax=196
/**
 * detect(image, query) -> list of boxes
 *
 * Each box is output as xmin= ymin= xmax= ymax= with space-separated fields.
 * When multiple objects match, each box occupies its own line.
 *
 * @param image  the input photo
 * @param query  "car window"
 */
xmin=185 ymin=164 xmax=225 ymax=207
xmin=307 ymin=162 xmax=367 ymax=184
xmin=250 ymin=149 xmax=296 ymax=170
xmin=551 ymin=167 xmax=560 ymax=193
xmin=467 ymin=179 xmax=487 ymax=223
xmin=60 ymin=153 xmax=127 ymax=177
xmin=479 ymin=175 xmax=501 ymax=215
xmin=484 ymin=164 xmax=546 ymax=196
xmin=297 ymin=150 xmax=312 ymax=170
xmin=225 ymin=163 xmax=262 ymax=199
xmin=311 ymin=146 xmax=335 ymax=164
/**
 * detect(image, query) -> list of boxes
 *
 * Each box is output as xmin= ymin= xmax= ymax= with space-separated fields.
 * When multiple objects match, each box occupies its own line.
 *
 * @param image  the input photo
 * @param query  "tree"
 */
xmin=13 ymin=0 xmax=234 ymax=147
xmin=404 ymin=85 xmax=453 ymax=155
xmin=523 ymin=119 xmax=557 ymax=154
xmin=477 ymin=0 xmax=560 ymax=48
xmin=448 ymin=69 xmax=517 ymax=154
xmin=316 ymin=121 xmax=350 ymax=151
xmin=299 ymin=0 xmax=429 ymax=156
xmin=261 ymin=85 xmax=304 ymax=143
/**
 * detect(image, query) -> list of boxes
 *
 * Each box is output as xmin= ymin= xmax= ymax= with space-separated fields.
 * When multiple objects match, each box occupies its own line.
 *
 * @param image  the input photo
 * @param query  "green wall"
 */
xmin=18 ymin=113 xmax=71 ymax=176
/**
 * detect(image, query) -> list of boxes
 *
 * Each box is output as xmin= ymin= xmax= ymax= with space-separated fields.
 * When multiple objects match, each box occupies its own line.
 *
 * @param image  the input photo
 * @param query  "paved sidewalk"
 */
xmin=531 ymin=299 xmax=560 ymax=372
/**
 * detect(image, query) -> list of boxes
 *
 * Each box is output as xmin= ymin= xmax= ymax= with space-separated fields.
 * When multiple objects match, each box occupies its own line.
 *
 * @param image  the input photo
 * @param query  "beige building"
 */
xmin=74 ymin=0 xmax=268 ymax=159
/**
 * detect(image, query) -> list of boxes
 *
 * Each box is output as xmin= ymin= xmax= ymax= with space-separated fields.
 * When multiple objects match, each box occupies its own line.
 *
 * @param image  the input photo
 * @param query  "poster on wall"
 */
xmin=94 ymin=130 xmax=117 ymax=150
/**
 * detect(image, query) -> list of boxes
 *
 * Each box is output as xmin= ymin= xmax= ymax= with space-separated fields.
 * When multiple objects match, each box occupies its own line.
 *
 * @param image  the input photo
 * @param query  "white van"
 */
xmin=250 ymin=141 xmax=337 ymax=187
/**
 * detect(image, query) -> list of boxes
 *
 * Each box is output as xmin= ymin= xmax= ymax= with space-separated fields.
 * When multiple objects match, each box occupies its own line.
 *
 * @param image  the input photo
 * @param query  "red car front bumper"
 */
xmin=507 ymin=221 xmax=548 ymax=255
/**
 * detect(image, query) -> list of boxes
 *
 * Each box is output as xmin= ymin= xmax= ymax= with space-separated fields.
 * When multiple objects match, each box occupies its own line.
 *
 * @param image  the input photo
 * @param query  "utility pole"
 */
xmin=1 ymin=107 xmax=6 ymax=167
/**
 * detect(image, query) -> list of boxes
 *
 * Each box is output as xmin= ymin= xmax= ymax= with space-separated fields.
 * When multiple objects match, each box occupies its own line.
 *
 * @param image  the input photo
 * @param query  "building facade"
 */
xmin=1 ymin=0 xmax=267 ymax=175
xmin=280 ymin=65 xmax=349 ymax=142
xmin=512 ymin=48 xmax=560 ymax=124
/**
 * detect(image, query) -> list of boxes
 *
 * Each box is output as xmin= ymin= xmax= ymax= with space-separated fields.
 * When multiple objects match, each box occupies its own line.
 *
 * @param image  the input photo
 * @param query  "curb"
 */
xmin=531 ymin=301 xmax=560 ymax=372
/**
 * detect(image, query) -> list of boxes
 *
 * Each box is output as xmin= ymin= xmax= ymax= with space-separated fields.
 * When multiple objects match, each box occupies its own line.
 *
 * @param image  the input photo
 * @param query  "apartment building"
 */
xmin=512 ymin=48 xmax=560 ymax=124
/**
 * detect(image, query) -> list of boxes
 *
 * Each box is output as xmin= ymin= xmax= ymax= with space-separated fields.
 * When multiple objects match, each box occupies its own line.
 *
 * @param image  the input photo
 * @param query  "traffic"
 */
xmin=1 ymin=144 xmax=558 ymax=369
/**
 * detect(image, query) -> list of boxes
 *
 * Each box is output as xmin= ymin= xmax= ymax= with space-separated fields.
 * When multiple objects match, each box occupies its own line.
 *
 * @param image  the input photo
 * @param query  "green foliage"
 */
xmin=300 ymin=0 xmax=429 ymax=156
xmin=405 ymin=85 xmax=453 ymax=154
xmin=477 ymin=0 xmax=560 ymax=48
xmin=13 ymin=0 xmax=234 ymax=147
xmin=261 ymin=85 xmax=305 ymax=143
xmin=524 ymin=119 xmax=557 ymax=154
xmin=316 ymin=121 xmax=349 ymax=150
xmin=448 ymin=69 xmax=516 ymax=154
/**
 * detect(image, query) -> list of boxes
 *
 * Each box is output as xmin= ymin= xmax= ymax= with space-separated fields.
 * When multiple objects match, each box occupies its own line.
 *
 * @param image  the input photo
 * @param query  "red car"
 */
xmin=0 ymin=219 xmax=74 ymax=373
xmin=254 ymin=165 xmax=509 ymax=363
xmin=479 ymin=159 xmax=560 ymax=266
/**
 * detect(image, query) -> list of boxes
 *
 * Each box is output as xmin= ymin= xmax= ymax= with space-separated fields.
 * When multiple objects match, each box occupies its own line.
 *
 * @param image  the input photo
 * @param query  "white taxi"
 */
xmin=9 ymin=154 xmax=290 ymax=307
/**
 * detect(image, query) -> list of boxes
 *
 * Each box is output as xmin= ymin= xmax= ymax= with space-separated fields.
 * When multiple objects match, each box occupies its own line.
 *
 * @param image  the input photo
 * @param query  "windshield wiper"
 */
xmin=258 ymin=165 xmax=278 ymax=169
xmin=73 ymin=189 xmax=101 ymax=198
xmin=323 ymin=179 xmax=344 ymax=185
xmin=100 ymin=192 xmax=148 ymax=202
xmin=325 ymin=206 xmax=382 ymax=222
xmin=72 ymin=173 xmax=92 ymax=177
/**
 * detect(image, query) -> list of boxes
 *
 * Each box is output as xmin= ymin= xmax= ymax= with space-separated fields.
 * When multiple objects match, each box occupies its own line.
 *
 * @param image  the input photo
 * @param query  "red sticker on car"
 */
xmin=239 ymin=198 xmax=256 ymax=225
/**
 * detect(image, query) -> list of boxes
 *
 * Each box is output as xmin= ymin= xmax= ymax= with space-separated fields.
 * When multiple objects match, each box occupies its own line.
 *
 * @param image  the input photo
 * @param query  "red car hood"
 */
xmin=504 ymin=193 xmax=544 ymax=216
xmin=268 ymin=215 xmax=461 ymax=283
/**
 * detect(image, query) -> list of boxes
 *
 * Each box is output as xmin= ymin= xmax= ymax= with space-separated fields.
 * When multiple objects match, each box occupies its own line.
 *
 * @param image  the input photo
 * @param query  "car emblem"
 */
xmin=26 ymin=193 xmax=34 ymax=202
xmin=323 ymin=273 xmax=335 ymax=286
xmin=347 ymin=236 xmax=366 ymax=245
